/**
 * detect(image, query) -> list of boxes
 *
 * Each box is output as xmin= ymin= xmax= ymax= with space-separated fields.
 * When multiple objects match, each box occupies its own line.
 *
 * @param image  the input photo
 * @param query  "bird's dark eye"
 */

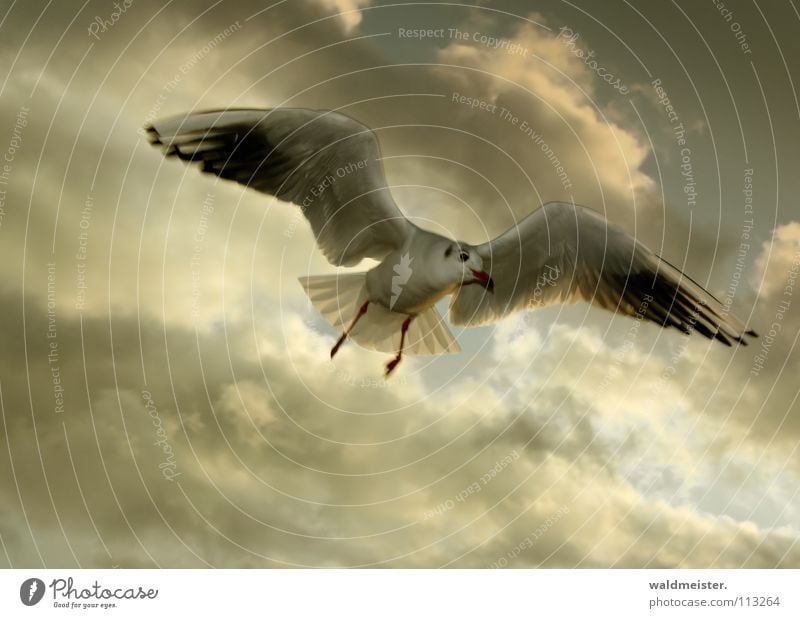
xmin=459 ymin=251 xmax=470 ymax=262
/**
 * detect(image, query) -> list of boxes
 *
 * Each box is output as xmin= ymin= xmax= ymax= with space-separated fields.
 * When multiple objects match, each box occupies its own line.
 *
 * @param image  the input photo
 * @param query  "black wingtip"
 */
xmin=165 ymin=144 xmax=181 ymax=158
xmin=145 ymin=124 xmax=162 ymax=145
xmin=730 ymin=331 xmax=755 ymax=346
xmin=729 ymin=328 xmax=758 ymax=346
xmin=715 ymin=331 xmax=733 ymax=347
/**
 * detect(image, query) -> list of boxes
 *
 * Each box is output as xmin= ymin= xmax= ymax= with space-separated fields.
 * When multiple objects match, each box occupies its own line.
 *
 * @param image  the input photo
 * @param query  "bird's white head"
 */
xmin=441 ymin=242 xmax=494 ymax=292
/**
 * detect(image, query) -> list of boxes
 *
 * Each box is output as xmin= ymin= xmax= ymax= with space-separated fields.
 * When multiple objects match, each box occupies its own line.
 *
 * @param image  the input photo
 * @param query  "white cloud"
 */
xmin=318 ymin=0 xmax=371 ymax=33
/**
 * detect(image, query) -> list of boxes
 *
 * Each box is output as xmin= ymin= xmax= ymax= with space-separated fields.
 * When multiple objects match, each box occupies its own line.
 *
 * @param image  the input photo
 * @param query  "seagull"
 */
xmin=146 ymin=107 xmax=757 ymax=375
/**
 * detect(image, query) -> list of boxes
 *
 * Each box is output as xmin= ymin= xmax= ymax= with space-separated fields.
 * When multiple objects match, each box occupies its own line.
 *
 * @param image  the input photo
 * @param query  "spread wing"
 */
xmin=146 ymin=108 xmax=411 ymax=266
xmin=450 ymin=201 xmax=757 ymax=345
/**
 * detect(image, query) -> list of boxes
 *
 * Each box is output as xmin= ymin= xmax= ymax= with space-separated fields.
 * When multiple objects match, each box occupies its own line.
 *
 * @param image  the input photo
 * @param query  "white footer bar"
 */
xmin=1 ymin=569 xmax=797 ymax=617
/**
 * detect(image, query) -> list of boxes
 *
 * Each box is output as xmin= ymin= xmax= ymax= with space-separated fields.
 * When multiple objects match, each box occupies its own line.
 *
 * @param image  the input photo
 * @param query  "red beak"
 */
xmin=470 ymin=269 xmax=495 ymax=292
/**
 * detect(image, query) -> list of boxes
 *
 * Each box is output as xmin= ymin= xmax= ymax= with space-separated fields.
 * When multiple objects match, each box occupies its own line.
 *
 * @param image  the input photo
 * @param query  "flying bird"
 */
xmin=146 ymin=108 xmax=756 ymax=375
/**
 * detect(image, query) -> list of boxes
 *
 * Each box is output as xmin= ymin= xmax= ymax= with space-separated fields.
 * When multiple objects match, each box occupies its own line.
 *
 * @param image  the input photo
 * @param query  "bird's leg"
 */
xmin=331 ymin=301 xmax=369 ymax=358
xmin=385 ymin=315 xmax=413 ymax=376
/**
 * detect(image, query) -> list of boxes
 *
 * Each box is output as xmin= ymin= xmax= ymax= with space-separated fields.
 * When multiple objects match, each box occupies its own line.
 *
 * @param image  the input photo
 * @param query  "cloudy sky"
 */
xmin=0 ymin=0 xmax=798 ymax=568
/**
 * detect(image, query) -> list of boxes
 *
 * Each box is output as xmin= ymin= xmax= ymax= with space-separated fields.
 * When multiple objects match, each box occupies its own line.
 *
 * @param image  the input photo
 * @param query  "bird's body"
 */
xmin=147 ymin=106 xmax=756 ymax=374
xmin=365 ymin=228 xmax=461 ymax=314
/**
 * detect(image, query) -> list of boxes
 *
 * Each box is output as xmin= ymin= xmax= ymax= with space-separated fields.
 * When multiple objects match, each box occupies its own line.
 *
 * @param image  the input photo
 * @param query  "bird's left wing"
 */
xmin=146 ymin=108 xmax=411 ymax=266
xmin=449 ymin=201 xmax=756 ymax=345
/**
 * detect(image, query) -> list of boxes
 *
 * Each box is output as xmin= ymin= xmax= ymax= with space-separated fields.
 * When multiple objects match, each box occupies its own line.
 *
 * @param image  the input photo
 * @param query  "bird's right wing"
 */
xmin=146 ymin=108 xmax=412 ymax=266
xmin=450 ymin=201 xmax=756 ymax=345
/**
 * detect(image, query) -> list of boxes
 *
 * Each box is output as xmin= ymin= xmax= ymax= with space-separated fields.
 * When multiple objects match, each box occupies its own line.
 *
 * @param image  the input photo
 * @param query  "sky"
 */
xmin=0 ymin=0 xmax=798 ymax=567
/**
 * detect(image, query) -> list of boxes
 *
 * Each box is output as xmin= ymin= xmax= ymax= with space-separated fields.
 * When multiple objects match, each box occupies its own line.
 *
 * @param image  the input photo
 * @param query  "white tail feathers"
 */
xmin=299 ymin=273 xmax=461 ymax=355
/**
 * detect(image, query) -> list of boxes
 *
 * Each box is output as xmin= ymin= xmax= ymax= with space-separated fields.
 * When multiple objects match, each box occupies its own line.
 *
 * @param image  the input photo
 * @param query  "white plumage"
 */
xmin=147 ymin=107 xmax=756 ymax=374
